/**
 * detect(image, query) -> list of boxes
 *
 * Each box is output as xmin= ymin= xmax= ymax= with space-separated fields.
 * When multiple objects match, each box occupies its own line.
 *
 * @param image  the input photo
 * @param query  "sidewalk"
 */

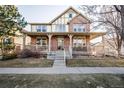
xmin=0 ymin=67 xmax=124 ymax=74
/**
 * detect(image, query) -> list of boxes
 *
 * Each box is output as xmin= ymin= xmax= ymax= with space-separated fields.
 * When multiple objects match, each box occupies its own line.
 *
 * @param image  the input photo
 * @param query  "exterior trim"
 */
xmin=21 ymin=31 xmax=106 ymax=40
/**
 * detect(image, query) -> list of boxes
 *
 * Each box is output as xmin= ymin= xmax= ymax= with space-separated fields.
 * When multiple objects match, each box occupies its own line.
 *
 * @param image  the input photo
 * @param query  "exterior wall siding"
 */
xmin=51 ymin=9 xmax=77 ymax=32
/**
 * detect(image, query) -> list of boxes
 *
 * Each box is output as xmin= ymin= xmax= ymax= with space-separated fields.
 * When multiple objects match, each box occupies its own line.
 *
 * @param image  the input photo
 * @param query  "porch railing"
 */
xmin=25 ymin=45 xmax=48 ymax=52
xmin=64 ymin=47 xmax=66 ymax=62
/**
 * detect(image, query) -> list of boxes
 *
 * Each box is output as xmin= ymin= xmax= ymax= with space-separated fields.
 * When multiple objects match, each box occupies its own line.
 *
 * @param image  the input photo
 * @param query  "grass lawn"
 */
xmin=66 ymin=58 xmax=124 ymax=67
xmin=0 ymin=58 xmax=53 ymax=67
xmin=0 ymin=74 xmax=124 ymax=88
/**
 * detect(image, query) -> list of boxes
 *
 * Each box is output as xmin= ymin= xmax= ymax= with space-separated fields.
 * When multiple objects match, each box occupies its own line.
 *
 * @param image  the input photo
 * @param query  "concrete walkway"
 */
xmin=53 ymin=60 xmax=66 ymax=68
xmin=0 ymin=51 xmax=124 ymax=74
xmin=0 ymin=67 xmax=124 ymax=74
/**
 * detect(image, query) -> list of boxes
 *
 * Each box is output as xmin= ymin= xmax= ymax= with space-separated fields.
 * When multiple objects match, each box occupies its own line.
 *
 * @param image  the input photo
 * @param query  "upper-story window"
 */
xmin=69 ymin=13 xmax=72 ymax=18
xmin=73 ymin=24 xmax=85 ymax=32
xmin=41 ymin=25 xmax=47 ymax=32
xmin=56 ymin=24 xmax=66 ymax=32
xmin=37 ymin=25 xmax=42 ymax=32
xmin=32 ymin=25 xmax=47 ymax=32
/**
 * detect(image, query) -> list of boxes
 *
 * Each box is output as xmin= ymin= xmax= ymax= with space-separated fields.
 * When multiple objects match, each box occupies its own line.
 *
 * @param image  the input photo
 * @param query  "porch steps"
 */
xmin=53 ymin=51 xmax=66 ymax=68
xmin=47 ymin=51 xmax=71 ymax=60
xmin=55 ymin=51 xmax=70 ymax=59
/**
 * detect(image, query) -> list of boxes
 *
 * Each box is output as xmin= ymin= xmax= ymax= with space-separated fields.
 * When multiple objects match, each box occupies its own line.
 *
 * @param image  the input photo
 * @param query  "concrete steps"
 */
xmin=47 ymin=51 xmax=71 ymax=60
xmin=53 ymin=51 xmax=66 ymax=68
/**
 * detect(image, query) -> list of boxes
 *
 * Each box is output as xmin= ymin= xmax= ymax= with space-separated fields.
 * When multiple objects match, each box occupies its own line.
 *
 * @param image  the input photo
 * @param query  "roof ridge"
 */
xmin=49 ymin=6 xmax=80 ymax=23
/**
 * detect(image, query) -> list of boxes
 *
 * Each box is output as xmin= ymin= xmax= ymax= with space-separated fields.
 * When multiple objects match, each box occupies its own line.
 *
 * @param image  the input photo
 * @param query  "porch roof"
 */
xmin=21 ymin=31 xmax=106 ymax=40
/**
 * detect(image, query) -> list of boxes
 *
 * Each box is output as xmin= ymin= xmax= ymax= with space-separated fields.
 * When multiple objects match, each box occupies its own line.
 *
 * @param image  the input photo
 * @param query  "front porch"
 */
xmin=25 ymin=34 xmax=91 ymax=58
xmin=22 ymin=32 xmax=106 ymax=59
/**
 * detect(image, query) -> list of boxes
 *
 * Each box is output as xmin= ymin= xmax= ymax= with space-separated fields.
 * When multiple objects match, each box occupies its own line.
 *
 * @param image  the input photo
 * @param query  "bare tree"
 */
xmin=79 ymin=5 xmax=122 ymax=56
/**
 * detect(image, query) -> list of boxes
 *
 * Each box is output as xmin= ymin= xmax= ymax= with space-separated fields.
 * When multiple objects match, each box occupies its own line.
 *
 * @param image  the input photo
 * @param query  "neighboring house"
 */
xmin=91 ymin=38 xmax=119 ymax=57
xmin=14 ymin=30 xmax=30 ymax=51
xmin=22 ymin=7 xmax=105 ymax=58
xmin=0 ymin=30 xmax=30 ymax=53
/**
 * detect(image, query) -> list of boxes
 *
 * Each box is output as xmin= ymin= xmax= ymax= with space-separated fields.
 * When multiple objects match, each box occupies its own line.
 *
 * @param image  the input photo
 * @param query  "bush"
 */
xmin=18 ymin=49 xmax=33 ymax=58
xmin=1 ymin=52 xmax=17 ymax=60
xmin=32 ymin=51 xmax=41 ymax=58
xmin=18 ymin=49 xmax=41 ymax=58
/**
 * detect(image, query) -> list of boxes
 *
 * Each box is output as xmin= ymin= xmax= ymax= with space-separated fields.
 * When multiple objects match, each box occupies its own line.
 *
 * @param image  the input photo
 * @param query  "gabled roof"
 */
xmin=49 ymin=6 xmax=81 ymax=23
xmin=50 ymin=6 xmax=90 ymax=23
xmin=29 ymin=6 xmax=90 ymax=25
xmin=68 ymin=13 xmax=91 ymax=24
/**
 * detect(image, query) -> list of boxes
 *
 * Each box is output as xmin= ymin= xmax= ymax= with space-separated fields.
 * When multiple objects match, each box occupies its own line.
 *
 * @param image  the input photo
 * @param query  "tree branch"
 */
xmin=114 ymin=5 xmax=121 ymax=13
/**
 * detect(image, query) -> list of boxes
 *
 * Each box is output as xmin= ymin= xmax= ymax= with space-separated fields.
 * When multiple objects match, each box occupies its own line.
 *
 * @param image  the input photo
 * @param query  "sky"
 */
xmin=17 ymin=5 xmax=86 ymax=31
xmin=17 ymin=5 xmax=102 ymax=43
xmin=17 ymin=5 xmax=79 ymax=30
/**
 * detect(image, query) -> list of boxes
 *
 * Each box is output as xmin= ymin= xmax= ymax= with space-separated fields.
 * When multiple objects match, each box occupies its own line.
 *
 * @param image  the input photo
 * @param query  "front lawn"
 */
xmin=66 ymin=58 xmax=124 ymax=67
xmin=0 ymin=58 xmax=53 ymax=67
xmin=0 ymin=74 xmax=124 ymax=88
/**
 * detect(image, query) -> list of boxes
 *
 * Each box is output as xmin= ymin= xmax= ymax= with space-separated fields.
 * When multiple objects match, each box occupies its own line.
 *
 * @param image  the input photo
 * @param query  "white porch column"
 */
xmin=23 ymin=33 xmax=26 ymax=49
xmin=68 ymin=34 xmax=73 ymax=58
xmin=102 ymin=35 xmax=105 ymax=56
xmin=48 ymin=34 xmax=52 ymax=52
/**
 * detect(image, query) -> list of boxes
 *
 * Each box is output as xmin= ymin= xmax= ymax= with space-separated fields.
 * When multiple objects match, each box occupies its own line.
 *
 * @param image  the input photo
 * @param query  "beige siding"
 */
xmin=52 ymin=9 xmax=78 ymax=32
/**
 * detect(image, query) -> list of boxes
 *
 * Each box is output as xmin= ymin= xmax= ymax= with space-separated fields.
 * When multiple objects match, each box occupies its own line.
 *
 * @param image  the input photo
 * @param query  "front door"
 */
xmin=57 ymin=37 xmax=64 ymax=50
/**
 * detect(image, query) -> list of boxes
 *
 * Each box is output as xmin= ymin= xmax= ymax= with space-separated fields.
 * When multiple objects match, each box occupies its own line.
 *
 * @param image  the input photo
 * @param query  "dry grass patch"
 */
xmin=66 ymin=58 xmax=124 ymax=67
xmin=0 ymin=74 xmax=124 ymax=88
xmin=0 ymin=58 xmax=53 ymax=67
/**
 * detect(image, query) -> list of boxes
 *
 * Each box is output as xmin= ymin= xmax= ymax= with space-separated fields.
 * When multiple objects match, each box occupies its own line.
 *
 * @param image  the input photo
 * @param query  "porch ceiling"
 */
xmin=22 ymin=31 xmax=106 ymax=40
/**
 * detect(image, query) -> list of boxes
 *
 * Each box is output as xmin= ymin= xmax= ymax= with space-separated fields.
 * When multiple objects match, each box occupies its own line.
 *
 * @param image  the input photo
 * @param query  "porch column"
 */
xmin=68 ymin=34 xmax=73 ymax=58
xmin=48 ymin=34 xmax=52 ymax=52
xmin=102 ymin=35 xmax=105 ymax=57
xmin=23 ymin=33 xmax=26 ymax=49
xmin=86 ymin=36 xmax=90 ymax=55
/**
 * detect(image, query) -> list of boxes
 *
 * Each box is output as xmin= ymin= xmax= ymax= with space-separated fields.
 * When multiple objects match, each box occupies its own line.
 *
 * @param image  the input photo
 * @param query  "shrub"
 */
xmin=32 ymin=51 xmax=41 ymax=58
xmin=1 ymin=52 xmax=17 ymax=60
xmin=18 ymin=49 xmax=33 ymax=58
xmin=18 ymin=49 xmax=41 ymax=58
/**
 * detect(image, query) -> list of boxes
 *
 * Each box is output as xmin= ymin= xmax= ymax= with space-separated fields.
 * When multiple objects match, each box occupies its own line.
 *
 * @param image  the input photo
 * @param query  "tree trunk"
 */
xmin=117 ymin=48 xmax=121 ymax=58
xmin=120 ymin=6 xmax=124 ymax=41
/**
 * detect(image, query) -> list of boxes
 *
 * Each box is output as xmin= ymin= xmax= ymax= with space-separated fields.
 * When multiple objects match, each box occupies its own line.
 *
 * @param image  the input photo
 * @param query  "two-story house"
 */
xmin=22 ymin=7 xmax=105 ymax=58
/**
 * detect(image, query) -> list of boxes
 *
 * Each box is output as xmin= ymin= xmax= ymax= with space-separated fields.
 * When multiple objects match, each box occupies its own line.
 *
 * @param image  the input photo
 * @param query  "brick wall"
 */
xmin=31 ymin=36 xmax=36 ymax=45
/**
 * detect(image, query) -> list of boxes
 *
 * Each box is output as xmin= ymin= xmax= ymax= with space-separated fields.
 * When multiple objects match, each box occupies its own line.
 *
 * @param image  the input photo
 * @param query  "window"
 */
xmin=3 ymin=38 xmax=12 ymax=44
xmin=69 ymin=13 xmax=72 ymax=18
xmin=42 ymin=38 xmax=47 ymax=46
xmin=56 ymin=24 xmax=66 ymax=32
xmin=73 ymin=37 xmax=86 ymax=47
xmin=37 ymin=26 xmax=42 ymax=32
xmin=36 ymin=37 xmax=47 ymax=46
xmin=73 ymin=39 xmax=83 ymax=47
xmin=73 ymin=24 xmax=85 ymax=32
xmin=74 ymin=28 xmax=76 ymax=32
xmin=36 ymin=37 xmax=41 ymax=45
xmin=36 ymin=25 xmax=47 ymax=32
xmin=42 ymin=26 xmax=47 ymax=32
